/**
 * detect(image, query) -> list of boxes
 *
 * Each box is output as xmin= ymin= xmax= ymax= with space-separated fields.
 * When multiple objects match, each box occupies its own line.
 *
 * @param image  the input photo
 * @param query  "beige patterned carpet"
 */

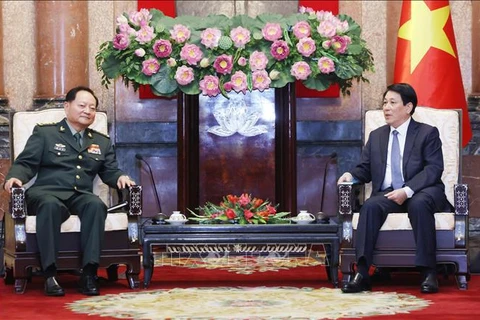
xmin=68 ymin=286 xmax=430 ymax=319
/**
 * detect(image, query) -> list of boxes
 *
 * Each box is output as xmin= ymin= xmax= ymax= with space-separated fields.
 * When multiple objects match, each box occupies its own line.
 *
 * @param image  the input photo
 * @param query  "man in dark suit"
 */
xmin=3 ymin=86 xmax=136 ymax=297
xmin=337 ymin=83 xmax=449 ymax=294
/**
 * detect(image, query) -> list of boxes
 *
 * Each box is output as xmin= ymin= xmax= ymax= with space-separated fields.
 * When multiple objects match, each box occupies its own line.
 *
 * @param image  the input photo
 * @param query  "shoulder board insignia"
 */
xmin=38 ymin=122 xmax=57 ymax=126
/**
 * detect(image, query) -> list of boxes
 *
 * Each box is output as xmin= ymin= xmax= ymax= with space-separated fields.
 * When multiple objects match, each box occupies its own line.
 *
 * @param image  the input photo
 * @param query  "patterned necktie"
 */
xmin=74 ymin=132 xmax=82 ymax=148
xmin=391 ymin=130 xmax=403 ymax=189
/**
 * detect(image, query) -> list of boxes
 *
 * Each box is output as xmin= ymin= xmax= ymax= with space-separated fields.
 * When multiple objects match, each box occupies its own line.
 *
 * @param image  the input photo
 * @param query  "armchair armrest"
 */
xmin=454 ymin=183 xmax=468 ymax=248
xmin=338 ymin=183 xmax=354 ymax=246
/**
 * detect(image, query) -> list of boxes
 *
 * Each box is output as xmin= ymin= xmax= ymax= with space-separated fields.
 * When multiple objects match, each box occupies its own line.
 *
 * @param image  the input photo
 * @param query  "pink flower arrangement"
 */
xmin=96 ymin=6 xmax=374 ymax=97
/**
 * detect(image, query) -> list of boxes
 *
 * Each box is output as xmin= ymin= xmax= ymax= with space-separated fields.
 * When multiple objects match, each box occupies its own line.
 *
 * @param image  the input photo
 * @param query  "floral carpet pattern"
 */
xmin=154 ymin=251 xmax=326 ymax=274
xmin=68 ymin=286 xmax=430 ymax=319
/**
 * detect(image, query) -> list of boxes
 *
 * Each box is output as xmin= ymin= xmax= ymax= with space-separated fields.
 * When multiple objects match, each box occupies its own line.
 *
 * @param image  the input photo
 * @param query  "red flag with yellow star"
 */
xmin=394 ymin=0 xmax=471 ymax=146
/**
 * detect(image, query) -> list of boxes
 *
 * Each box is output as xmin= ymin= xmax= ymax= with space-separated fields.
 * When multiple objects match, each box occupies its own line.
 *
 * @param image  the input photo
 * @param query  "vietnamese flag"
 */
xmin=393 ymin=0 xmax=472 ymax=146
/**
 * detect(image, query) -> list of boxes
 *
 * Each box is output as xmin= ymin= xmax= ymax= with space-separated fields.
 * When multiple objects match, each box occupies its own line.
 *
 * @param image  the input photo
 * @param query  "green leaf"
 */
xmin=101 ymin=55 xmax=123 ymax=79
xmin=302 ymin=76 xmax=333 ymax=91
xmin=270 ymin=71 xmax=295 ymax=88
xmin=150 ymin=65 xmax=178 ymax=95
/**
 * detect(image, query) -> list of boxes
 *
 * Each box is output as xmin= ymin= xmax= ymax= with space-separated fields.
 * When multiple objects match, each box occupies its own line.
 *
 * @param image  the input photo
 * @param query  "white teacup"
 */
xmin=297 ymin=210 xmax=315 ymax=220
xmin=170 ymin=211 xmax=187 ymax=221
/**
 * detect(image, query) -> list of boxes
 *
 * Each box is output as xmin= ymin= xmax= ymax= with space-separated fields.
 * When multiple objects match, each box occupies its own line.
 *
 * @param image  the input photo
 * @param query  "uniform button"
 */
xmin=76 ymin=165 xmax=81 ymax=169
xmin=76 ymin=175 xmax=80 ymax=179
xmin=57 ymin=152 xmax=61 ymax=155
xmin=78 ymin=155 xmax=83 ymax=159
xmin=74 ymin=186 xmax=78 ymax=190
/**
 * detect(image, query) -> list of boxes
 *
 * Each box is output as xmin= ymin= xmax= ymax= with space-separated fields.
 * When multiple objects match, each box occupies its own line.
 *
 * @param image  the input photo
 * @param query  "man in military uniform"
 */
xmin=3 ymin=86 xmax=136 ymax=297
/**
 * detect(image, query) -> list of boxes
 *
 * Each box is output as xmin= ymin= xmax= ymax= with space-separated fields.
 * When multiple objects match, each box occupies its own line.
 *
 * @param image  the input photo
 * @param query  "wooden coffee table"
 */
xmin=142 ymin=220 xmax=340 ymax=288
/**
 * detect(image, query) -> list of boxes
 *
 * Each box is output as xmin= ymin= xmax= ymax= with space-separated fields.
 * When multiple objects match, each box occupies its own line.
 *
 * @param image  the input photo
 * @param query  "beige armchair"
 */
xmin=3 ymin=108 xmax=143 ymax=293
xmin=338 ymin=107 xmax=470 ymax=289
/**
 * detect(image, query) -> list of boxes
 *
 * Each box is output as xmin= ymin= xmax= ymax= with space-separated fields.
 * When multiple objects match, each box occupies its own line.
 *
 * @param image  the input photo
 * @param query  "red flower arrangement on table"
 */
xmin=189 ymin=193 xmax=290 ymax=225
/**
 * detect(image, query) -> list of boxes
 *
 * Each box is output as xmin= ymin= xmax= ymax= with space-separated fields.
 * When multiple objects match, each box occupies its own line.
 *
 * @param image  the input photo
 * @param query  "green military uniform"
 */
xmin=6 ymin=118 xmax=126 ymax=270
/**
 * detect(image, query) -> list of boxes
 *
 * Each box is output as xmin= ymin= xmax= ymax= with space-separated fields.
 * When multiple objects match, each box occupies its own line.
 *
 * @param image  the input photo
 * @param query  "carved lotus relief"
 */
xmin=207 ymin=96 xmax=268 ymax=137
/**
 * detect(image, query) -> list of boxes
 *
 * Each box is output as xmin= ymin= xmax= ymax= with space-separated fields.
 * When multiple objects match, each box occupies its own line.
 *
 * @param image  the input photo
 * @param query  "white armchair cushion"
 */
xmin=25 ymin=213 xmax=128 ymax=233
xmin=352 ymin=212 xmax=455 ymax=231
xmin=13 ymin=109 xmax=128 ymax=233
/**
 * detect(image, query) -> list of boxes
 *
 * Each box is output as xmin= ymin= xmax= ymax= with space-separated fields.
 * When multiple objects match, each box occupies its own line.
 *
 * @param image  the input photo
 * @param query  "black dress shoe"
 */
xmin=44 ymin=277 xmax=65 ymax=297
xmin=79 ymin=275 xmax=100 ymax=296
xmin=421 ymin=273 xmax=439 ymax=293
xmin=341 ymin=273 xmax=372 ymax=293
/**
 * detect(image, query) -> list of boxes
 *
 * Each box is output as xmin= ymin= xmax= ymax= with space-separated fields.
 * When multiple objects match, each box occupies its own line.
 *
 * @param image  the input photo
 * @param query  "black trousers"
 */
xmin=26 ymin=193 xmax=107 ymax=270
xmin=355 ymin=189 xmax=448 ymax=269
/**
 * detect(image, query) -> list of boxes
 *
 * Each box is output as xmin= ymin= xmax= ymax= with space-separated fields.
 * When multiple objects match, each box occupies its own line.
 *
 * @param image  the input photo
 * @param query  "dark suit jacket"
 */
xmin=6 ymin=118 xmax=125 ymax=201
xmin=350 ymin=118 xmax=446 ymax=204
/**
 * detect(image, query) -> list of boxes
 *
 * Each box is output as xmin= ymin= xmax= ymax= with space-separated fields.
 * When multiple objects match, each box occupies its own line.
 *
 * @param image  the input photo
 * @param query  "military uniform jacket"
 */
xmin=6 ymin=118 xmax=125 ymax=201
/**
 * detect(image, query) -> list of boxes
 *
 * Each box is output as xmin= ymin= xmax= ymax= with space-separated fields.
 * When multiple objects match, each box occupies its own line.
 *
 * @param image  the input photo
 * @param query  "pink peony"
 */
xmin=174 ymin=65 xmax=195 ymax=85
xmin=213 ymin=54 xmax=233 ymax=75
xmin=118 ymin=23 xmax=135 ymax=35
xmin=135 ymin=25 xmax=155 ymax=44
xmin=262 ymin=23 xmax=282 ymax=41
xmin=180 ymin=43 xmax=203 ymax=65
xmin=296 ymin=37 xmax=316 ymax=57
xmin=290 ymin=61 xmax=312 ymax=80
xmin=249 ymin=51 xmax=268 ymax=71
xmin=330 ymin=35 xmax=350 ymax=54
xmin=199 ymin=75 xmax=220 ymax=97
xmin=230 ymin=71 xmax=248 ymax=93
xmin=129 ymin=9 xmax=152 ymax=27
xmin=270 ymin=40 xmax=290 ymax=61
xmin=170 ymin=24 xmax=191 ymax=43
xmin=113 ymin=33 xmax=130 ymax=50
xmin=141 ymin=58 xmax=160 ymax=76
xmin=153 ymin=39 xmax=172 ymax=58
xmin=252 ymin=70 xmax=271 ymax=91
xmin=318 ymin=57 xmax=335 ymax=74
xmin=292 ymin=21 xmax=311 ymax=39
xmin=317 ymin=20 xmax=337 ymax=38
xmin=230 ymin=26 xmax=251 ymax=48
xmin=201 ymin=28 xmax=222 ymax=49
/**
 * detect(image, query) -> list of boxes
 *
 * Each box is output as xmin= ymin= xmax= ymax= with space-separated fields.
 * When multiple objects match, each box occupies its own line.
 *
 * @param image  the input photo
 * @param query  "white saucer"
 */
xmin=291 ymin=217 xmax=315 ymax=225
xmin=165 ymin=219 xmax=188 ymax=225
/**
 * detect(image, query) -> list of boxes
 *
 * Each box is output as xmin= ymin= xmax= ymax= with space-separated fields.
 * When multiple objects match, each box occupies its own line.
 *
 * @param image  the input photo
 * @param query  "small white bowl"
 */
xmin=165 ymin=219 xmax=188 ymax=225
xmin=291 ymin=217 xmax=315 ymax=225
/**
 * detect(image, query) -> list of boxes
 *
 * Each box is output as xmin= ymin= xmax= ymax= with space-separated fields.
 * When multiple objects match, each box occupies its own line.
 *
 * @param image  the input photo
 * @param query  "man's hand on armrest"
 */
xmin=3 ymin=178 xmax=23 ymax=193
xmin=116 ymin=175 xmax=136 ymax=189
xmin=337 ymin=172 xmax=354 ymax=185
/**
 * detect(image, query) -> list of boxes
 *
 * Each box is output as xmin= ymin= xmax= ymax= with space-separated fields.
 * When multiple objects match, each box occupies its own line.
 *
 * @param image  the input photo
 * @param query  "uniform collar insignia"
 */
xmin=59 ymin=126 xmax=65 ymax=132
xmin=87 ymin=131 xmax=93 ymax=138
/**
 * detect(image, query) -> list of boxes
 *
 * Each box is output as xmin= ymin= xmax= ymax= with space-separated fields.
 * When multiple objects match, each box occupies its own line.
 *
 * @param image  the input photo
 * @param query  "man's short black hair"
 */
xmin=383 ymin=83 xmax=418 ymax=115
xmin=65 ymin=86 xmax=99 ymax=108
